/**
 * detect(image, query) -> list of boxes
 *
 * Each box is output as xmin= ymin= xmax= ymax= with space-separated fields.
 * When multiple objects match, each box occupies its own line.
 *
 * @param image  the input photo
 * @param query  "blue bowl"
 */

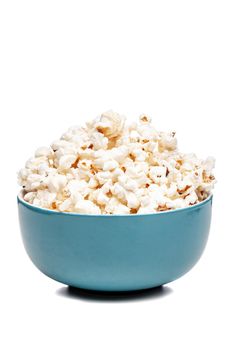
xmin=17 ymin=193 xmax=213 ymax=291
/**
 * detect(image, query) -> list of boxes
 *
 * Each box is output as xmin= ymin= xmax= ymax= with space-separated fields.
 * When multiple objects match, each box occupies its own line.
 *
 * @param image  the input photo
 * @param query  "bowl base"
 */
xmin=65 ymin=284 xmax=167 ymax=300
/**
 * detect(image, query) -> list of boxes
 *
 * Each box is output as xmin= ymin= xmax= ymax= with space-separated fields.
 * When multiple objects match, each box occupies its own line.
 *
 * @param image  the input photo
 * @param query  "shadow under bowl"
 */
xmin=17 ymin=192 xmax=213 ymax=291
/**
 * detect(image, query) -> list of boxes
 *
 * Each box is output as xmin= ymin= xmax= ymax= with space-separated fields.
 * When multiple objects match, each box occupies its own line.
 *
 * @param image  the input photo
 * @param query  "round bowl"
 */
xmin=17 ymin=192 xmax=213 ymax=291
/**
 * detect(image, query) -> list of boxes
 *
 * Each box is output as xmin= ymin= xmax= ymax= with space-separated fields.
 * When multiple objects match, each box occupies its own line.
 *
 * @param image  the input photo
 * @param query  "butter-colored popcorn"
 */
xmin=18 ymin=111 xmax=216 ymax=214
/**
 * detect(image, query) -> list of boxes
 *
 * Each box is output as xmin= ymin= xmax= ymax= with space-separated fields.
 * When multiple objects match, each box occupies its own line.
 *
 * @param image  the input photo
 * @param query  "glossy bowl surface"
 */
xmin=18 ymin=193 xmax=213 ymax=291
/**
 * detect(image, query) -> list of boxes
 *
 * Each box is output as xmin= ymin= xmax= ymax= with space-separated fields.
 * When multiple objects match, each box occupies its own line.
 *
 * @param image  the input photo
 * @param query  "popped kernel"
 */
xmin=18 ymin=110 xmax=216 ymax=214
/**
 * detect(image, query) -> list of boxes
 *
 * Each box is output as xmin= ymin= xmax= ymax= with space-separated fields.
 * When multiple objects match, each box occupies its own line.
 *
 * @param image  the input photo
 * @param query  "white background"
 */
xmin=0 ymin=1 xmax=232 ymax=349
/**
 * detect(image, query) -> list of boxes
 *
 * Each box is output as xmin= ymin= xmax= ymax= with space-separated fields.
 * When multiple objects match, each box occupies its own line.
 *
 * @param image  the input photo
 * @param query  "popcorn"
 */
xmin=74 ymin=200 xmax=101 ymax=214
xmin=35 ymin=147 xmax=53 ymax=158
xmin=129 ymin=130 xmax=140 ymax=142
xmin=95 ymin=171 xmax=112 ymax=185
xmin=45 ymin=174 xmax=67 ymax=193
xmin=203 ymin=156 xmax=215 ymax=174
xmin=67 ymin=179 xmax=90 ymax=201
xmin=110 ymin=145 xmax=128 ymax=163
xmin=125 ymin=191 xmax=140 ymax=209
xmin=58 ymin=198 xmax=73 ymax=212
xmin=184 ymin=191 xmax=198 ymax=206
xmin=24 ymin=191 xmax=37 ymax=203
xmin=137 ymin=205 xmax=155 ymax=214
xmin=18 ymin=111 xmax=216 ymax=214
xmin=138 ymin=124 xmax=158 ymax=142
xmin=111 ymin=183 xmax=126 ymax=201
xmin=59 ymin=154 xmax=77 ymax=170
xmin=158 ymin=132 xmax=177 ymax=152
xmin=118 ymin=175 xmax=138 ymax=192
xmin=102 ymin=160 xmax=119 ymax=171
xmin=112 ymin=203 xmax=130 ymax=215
xmin=139 ymin=114 xmax=152 ymax=124
xmin=165 ymin=183 xmax=178 ymax=197
xmin=131 ymin=148 xmax=147 ymax=162
xmin=25 ymin=157 xmax=48 ymax=171
xmin=96 ymin=190 xmax=109 ymax=206
xmin=89 ymin=131 xmax=109 ymax=150
xmin=36 ymin=190 xmax=57 ymax=208
xmin=88 ymin=177 xmax=99 ymax=189
xmin=94 ymin=110 xmax=125 ymax=139
xmin=149 ymin=166 xmax=167 ymax=183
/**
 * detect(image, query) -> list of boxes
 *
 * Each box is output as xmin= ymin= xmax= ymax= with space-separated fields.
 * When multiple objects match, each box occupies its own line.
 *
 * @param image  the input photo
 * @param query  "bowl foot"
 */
xmin=64 ymin=284 xmax=168 ymax=301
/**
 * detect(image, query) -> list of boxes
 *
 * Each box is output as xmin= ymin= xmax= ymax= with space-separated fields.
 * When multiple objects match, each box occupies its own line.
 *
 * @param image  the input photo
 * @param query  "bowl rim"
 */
xmin=17 ymin=190 xmax=213 ymax=217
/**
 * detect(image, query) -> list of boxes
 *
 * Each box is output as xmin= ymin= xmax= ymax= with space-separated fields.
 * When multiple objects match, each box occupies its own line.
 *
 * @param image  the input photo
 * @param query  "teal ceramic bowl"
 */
xmin=17 ymin=192 xmax=213 ymax=291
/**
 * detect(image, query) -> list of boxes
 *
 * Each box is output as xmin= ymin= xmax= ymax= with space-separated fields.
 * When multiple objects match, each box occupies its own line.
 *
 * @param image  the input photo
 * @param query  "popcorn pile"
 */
xmin=18 ymin=111 xmax=216 ymax=214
